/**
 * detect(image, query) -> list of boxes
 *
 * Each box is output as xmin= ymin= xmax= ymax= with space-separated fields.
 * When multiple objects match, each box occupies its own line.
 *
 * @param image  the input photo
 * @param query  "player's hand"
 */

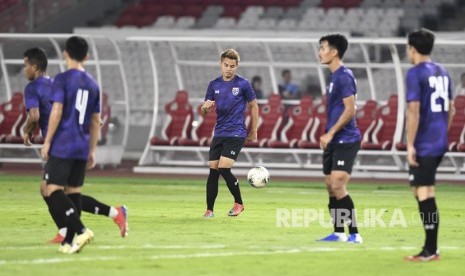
xmin=23 ymin=133 xmax=32 ymax=146
xmin=41 ymin=142 xmax=50 ymax=161
xmin=407 ymin=146 xmax=419 ymax=167
xmin=87 ymin=152 xmax=96 ymax=170
xmin=201 ymin=100 xmax=215 ymax=114
xmin=319 ymin=132 xmax=334 ymax=150
xmin=247 ymin=129 xmax=257 ymax=142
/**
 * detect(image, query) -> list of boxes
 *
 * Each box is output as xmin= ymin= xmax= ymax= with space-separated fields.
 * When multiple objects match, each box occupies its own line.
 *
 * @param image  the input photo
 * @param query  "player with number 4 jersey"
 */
xmin=49 ymin=69 xmax=100 ymax=159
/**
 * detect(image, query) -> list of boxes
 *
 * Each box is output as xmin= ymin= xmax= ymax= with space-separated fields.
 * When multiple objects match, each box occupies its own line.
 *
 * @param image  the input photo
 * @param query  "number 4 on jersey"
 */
xmin=75 ymin=89 xmax=89 ymax=125
xmin=429 ymin=76 xmax=449 ymax=113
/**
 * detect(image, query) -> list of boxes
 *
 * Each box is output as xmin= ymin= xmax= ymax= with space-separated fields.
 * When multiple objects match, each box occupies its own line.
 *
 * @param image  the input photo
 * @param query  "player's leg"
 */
xmin=218 ymin=137 xmax=246 ymax=216
xmin=203 ymin=138 xmax=222 ymax=217
xmin=78 ymin=194 xmax=128 ymax=237
xmin=405 ymin=157 xmax=441 ymax=261
xmin=41 ymin=180 xmax=67 ymax=243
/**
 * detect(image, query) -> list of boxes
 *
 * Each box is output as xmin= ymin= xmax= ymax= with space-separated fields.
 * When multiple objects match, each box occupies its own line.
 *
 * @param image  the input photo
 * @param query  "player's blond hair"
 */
xmin=220 ymin=49 xmax=240 ymax=64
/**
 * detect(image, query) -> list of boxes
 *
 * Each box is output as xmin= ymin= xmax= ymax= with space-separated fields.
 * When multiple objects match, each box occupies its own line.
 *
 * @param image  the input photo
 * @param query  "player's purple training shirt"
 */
xmin=406 ymin=61 xmax=452 ymax=157
xmin=326 ymin=66 xmax=361 ymax=144
xmin=49 ymin=69 xmax=100 ymax=160
xmin=24 ymin=76 xmax=52 ymax=137
xmin=204 ymin=75 xmax=256 ymax=138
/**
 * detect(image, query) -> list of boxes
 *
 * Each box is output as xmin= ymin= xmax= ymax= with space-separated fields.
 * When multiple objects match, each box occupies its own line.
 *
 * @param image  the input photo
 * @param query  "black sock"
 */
xmin=64 ymin=193 xmax=83 ymax=244
xmin=206 ymin=169 xmax=220 ymax=211
xmin=48 ymin=190 xmax=85 ymax=236
xmin=337 ymin=195 xmax=358 ymax=234
xmin=418 ymin=198 xmax=439 ymax=253
xmin=81 ymin=194 xmax=111 ymax=216
xmin=218 ymin=168 xmax=243 ymax=205
xmin=43 ymin=196 xmax=67 ymax=229
xmin=328 ymin=197 xmax=340 ymax=233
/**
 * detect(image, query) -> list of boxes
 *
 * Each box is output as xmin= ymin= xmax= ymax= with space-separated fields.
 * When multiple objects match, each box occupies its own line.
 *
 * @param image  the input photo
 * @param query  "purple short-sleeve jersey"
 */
xmin=204 ymin=75 xmax=256 ymax=138
xmin=326 ymin=66 xmax=361 ymax=144
xmin=24 ymin=76 xmax=52 ymax=137
xmin=49 ymin=69 xmax=100 ymax=160
xmin=406 ymin=61 xmax=452 ymax=157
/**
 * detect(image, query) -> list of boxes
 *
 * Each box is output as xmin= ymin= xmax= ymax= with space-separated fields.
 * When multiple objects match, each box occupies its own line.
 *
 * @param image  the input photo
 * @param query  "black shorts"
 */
xmin=209 ymin=137 xmax=246 ymax=161
xmin=323 ymin=141 xmax=360 ymax=175
xmin=44 ymin=156 xmax=87 ymax=187
xmin=409 ymin=156 xmax=443 ymax=186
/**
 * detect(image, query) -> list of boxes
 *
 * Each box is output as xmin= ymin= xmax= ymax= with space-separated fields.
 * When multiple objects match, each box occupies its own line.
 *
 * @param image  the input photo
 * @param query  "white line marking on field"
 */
xmin=0 ymin=244 xmax=226 ymax=251
xmin=0 ymin=246 xmax=462 ymax=266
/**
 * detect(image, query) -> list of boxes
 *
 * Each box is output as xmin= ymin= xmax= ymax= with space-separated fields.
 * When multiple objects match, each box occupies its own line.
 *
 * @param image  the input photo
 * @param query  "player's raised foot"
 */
xmin=113 ymin=205 xmax=128 ymax=237
xmin=58 ymin=243 xmax=73 ymax=254
xmin=202 ymin=210 xmax=214 ymax=218
xmin=48 ymin=233 xmax=65 ymax=244
xmin=317 ymin=232 xmax=348 ymax=242
xmin=347 ymin=233 xmax=363 ymax=244
xmin=404 ymin=248 xmax=440 ymax=262
xmin=69 ymin=228 xmax=94 ymax=254
xmin=228 ymin=203 xmax=244 ymax=217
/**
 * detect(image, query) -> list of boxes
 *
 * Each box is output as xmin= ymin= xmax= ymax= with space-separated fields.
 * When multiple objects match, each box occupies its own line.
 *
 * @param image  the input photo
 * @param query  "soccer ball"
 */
xmin=247 ymin=166 xmax=270 ymax=188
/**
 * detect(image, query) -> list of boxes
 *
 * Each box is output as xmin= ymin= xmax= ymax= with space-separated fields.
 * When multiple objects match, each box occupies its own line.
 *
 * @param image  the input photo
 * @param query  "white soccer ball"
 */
xmin=247 ymin=166 xmax=270 ymax=188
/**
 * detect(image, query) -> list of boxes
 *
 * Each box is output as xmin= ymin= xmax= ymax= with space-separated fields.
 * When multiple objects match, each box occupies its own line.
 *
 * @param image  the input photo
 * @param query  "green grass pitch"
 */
xmin=0 ymin=173 xmax=464 ymax=276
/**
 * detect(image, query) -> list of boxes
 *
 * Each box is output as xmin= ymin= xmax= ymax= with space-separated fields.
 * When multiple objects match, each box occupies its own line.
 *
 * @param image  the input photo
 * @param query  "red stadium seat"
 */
xmin=150 ymin=90 xmax=193 ymax=146
xmin=178 ymin=104 xmax=217 ymax=146
xmin=298 ymin=96 xmax=326 ymax=149
xmin=245 ymin=94 xmax=285 ymax=148
xmin=0 ymin=92 xmax=26 ymax=144
xmin=361 ymin=95 xmax=398 ymax=150
xmin=268 ymin=96 xmax=314 ymax=148
xmin=98 ymin=93 xmax=111 ymax=145
xmin=356 ymin=99 xmax=378 ymax=142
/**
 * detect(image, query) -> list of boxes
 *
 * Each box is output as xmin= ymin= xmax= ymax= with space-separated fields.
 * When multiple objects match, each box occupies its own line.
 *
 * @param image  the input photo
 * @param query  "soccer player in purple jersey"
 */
xmin=22 ymin=48 xmax=128 ymax=245
xmin=201 ymin=49 xmax=259 ymax=218
xmin=317 ymin=34 xmax=362 ymax=243
xmin=404 ymin=29 xmax=454 ymax=262
xmin=39 ymin=36 xmax=101 ymax=253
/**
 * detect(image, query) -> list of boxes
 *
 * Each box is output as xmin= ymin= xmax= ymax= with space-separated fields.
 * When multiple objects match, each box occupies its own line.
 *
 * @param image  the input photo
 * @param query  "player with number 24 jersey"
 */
xmin=49 ymin=69 xmax=100 ymax=160
xmin=406 ymin=62 xmax=452 ymax=157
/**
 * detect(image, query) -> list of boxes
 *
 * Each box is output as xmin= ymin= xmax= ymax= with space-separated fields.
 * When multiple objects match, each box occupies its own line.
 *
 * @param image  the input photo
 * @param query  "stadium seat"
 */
xmin=268 ymin=96 xmax=314 ymax=148
xmin=355 ymin=99 xmax=378 ymax=141
xmin=361 ymin=94 xmax=398 ymax=150
xmin=0 ymin=92 xmax=26 ymax=144
xmin=298 ymin=96 xmax=326 ymax=149
xmin=150 ymin=90 xmax=193 ymax=146
xmin=245 ymin=94 xmax=285 ymax=148
xmin=449 ymin=95 xmax=465 ymax=151
xmin=178 ymin=104 xmax=217 ymax=146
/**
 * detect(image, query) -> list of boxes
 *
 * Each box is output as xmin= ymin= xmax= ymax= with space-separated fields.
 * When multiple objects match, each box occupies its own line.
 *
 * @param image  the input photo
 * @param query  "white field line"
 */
xmin=0 ymin=244 xmax=226 ymax=251
xmin=0 ymin=246 xmax=462 ymax=266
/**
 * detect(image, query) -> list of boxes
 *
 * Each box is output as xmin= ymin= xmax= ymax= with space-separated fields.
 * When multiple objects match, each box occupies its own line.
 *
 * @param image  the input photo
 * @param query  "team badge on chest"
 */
xmin=232 ymin=87 xmax=239 ymax=96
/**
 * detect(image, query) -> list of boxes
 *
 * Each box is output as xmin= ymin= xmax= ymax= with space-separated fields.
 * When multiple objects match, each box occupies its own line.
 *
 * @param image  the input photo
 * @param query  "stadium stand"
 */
xmin=0 ymin=92 xmax=25 ymax=144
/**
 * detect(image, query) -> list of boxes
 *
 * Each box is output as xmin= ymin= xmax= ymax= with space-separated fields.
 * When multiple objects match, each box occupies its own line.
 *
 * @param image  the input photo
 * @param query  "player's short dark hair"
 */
xmin=221 ymin=49 xmax=240 ymax=63
xmin=408 ymin=29 xmax=435 ymax=55
xmin=282 ymin=69 xmax=290 ymax=77
xmin=23 ymin=47 xmax=48 ymax=72
xmin=252 ymin=75 xmax=262 ymax=83
xmin=65 ymin=36 xmax=88 ymax=62
xmin=319 ymin=33 xmax=348 ymax=59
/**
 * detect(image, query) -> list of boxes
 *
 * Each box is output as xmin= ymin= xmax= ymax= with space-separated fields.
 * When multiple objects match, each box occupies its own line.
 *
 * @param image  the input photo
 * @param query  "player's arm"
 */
xmin=406 ymin=101 xmax=420 ymax=167
xmin=23 ymin=107 xmax=39 ymax=146
xmin=247 ymin=99 xmax=259 ymax=141
xmin=41 ymin=102 xmax=63 ymax=160
xmin=87 ymin=112 xmax=100 ymax=169
xmin=320 ymin=95 xmax=356 ymax=149
xmin=448 ymin=101 xmax=454 ymax=131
